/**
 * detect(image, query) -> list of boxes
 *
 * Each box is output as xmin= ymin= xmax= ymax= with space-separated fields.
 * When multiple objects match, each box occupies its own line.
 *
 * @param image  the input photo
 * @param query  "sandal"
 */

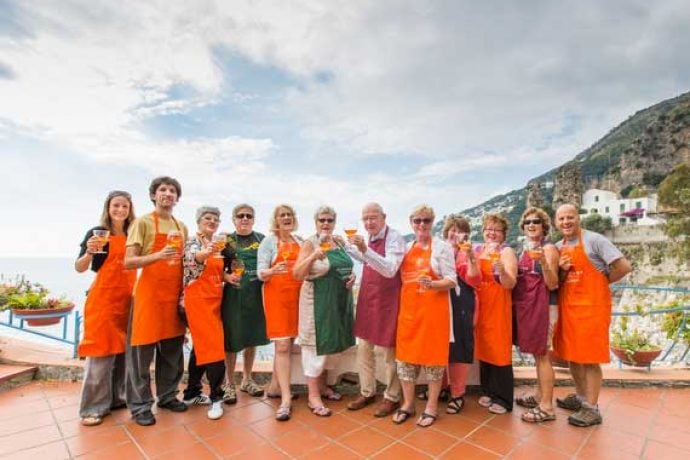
xmin=275 ymin=405 xmax=291 ymax=422
xmin=416 ymin=411 xmax=437 ymax=428
xmin=515 ymin=394 xmax=539 ymax=409
xmin=477 ymin=395 xmax=492 ymax=408
xmin=80 ymin=415 xmax=103 ymax=426
xmin=556 ymin=393 xmax=582 ymax=411
xmin=521 ymin=406 xmax=556 ymax=423
xmin=446 ymin=396 xmax=465 ymax=414
xmin=392 ymin=408 xmax=416 ymax=424
xmin=488 ymin=403 xmax=508 ymax=414
xmin=568 ymin=407 xmax=602 ymax=427
xmin=223 ymin=383 xmax=237 ymax=404
xmin=240 ymin=379 xmax=264 ymax=397
xmin=307 ymin=404 xmax=332 ymax=417
xmin=321 ymin=388 xmax=342 ymax=401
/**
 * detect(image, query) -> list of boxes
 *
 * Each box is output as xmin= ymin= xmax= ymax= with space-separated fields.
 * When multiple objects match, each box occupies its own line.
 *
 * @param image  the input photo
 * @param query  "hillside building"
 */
xmin=581 ymin=188 xmax=663 ymax=226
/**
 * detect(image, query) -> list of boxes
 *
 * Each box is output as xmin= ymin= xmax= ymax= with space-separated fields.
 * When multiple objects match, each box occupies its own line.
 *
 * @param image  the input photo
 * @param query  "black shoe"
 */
xmin=158 ymin=399 xmax=188 ymax=412
xmin=134 ymin=410 xmax=156 ymax=426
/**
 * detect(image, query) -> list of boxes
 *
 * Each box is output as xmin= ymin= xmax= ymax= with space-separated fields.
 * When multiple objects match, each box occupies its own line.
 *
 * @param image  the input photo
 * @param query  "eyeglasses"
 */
xmin=412 ymin=218 xmax=433 ymax=225
xmin=235 ymin=213 xmax=254 ymax=220
xmin=317 ymin=218 xmax=335 ymax=224
xmin=523 ymin=219 xmax=542 ymax=226
xmin=484 ymin=227 xmax=505 ymax=233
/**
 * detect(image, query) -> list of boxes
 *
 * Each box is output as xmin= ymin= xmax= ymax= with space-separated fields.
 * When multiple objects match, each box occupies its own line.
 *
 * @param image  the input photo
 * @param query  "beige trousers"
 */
xmin=356 ymin=338 xmax=401 ymax=402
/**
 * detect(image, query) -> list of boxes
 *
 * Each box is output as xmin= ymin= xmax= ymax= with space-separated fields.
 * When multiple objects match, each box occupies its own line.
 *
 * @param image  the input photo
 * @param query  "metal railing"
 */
xmin=610 ymin=284 xmax=690 ymax=367
xmin=514 ymin=284 xmax=690 ymax=369
xmin=0 ymin=309 xmax=82 ymax=358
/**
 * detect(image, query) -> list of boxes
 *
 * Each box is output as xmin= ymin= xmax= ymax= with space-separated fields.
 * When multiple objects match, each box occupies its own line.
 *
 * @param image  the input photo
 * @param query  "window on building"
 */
xmin=605 ymin=206 xmax=610 ymax=213
xmin=620 ymin=203 xmax=625 ymax=212
xmin=636 ymin=201 xmax=642 ymax=209
xmin=590 ymin=208 xmax=597 ymax=214
xmin=619 ymin=217 xmax=626 ymax=225
xmin=595 ymin=195 xmax=599 ymax=202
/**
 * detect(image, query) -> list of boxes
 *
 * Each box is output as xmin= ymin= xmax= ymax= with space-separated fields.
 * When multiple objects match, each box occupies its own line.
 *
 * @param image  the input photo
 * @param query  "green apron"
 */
xmin=221 ymin=232 xmax=269 ymax=352
xmin=313 ymin=248 xmax=355 ymax=355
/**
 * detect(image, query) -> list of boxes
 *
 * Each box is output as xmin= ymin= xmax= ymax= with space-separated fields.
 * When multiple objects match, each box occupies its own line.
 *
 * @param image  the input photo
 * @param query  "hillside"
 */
xmin=439 ymin=91 xmax=690 ymax=243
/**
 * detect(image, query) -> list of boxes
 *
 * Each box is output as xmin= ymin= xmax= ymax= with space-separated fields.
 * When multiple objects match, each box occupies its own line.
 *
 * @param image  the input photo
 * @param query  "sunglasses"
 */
xmin=317 ymin=218 xmax=335 ymax=224
xmin=412 ymin=218 xmax=433 ymax=225
xmin=235 ymin=213 xmax=254 ymax=220
xmin=523 ymin=219 xmax=542 ymax=226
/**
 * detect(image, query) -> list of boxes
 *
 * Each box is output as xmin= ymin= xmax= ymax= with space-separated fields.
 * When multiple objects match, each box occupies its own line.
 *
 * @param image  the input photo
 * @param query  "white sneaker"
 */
xmin=183 ymin=394 xmax=211 ymax=406
xmin=207 ymin=401 xmax=224 ymax=420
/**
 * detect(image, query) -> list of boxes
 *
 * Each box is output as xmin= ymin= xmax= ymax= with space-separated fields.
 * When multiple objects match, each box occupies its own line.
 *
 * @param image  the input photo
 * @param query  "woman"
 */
xmin=293 ymin=206 xmax=355 ymax=417
xmin=221 ymin=204 xmax=268 ymax=404
xmin=257 ymin=204 xmax=303 ymax=421
xmin=180 ymin=207 xmax=227 ymax=420
xmin=513 ymin=207 xmax=559 ymax=423
xmin=475 ymin=213 xmax=518 ymax=415
xmin=441 ymin=215 xmax=481 ymax=415
xmin=394 ymin=205 xmax=456 ymax=428
xmin=75 ymin=190 xmax=136 ymax=426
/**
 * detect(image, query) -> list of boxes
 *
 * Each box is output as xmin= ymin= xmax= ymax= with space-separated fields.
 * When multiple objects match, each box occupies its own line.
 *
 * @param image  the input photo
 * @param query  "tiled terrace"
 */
xmin=0 ymin=380 xmax=689 ymax=459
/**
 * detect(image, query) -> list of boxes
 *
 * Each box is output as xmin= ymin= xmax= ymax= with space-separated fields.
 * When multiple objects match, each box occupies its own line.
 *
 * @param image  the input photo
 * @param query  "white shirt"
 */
xmin=345 ymin=226 xmax=406 ymax=278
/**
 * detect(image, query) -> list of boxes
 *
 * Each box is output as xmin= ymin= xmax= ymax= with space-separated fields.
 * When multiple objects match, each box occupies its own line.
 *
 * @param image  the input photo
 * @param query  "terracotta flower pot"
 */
xmin=12 ymin=304 xmax=75 ymax=326
xmin=610 ymin=347 xmax=662 ymax=367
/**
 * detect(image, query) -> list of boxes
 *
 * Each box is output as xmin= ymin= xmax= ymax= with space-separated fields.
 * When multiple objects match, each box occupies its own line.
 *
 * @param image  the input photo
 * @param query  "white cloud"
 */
xmin=1 ymin=0 xmax=690 ymax=257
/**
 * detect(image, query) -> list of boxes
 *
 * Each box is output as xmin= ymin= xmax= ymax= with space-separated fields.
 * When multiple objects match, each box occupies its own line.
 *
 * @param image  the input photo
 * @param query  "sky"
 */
xmin=2 ymin=0 xmax=690 ymax=257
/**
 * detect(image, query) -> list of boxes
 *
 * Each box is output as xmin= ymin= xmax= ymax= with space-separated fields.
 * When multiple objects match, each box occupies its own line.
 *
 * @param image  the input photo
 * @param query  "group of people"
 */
xmin=75 ymin=175 xmax=631 ymax=430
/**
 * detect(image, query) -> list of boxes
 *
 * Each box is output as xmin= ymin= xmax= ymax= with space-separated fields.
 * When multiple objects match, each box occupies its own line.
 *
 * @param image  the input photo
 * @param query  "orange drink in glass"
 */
xmin=93 ymin=229 xmax=110 ymax=254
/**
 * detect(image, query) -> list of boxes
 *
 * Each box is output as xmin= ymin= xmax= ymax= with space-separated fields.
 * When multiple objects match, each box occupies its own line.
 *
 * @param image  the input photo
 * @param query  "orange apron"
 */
xmin=130 ymin=213 xmax=185 ymax=346
xmin=395 ymin=244 xmax=450 ymax=366
xmin=78 ymin=235 xmax=136 ymax=357
xmin=474 ymin=250 xmax=513 ymax=366
xmin=262 ymin=241 xmax=302 ymax=339
xmin=553 ymin=231 xmax=612 ymax=364
xmin=185 ymin=253 xmax=225 ymax=365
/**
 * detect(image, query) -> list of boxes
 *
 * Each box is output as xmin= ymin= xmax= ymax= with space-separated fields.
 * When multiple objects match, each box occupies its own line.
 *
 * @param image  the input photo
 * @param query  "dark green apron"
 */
xmin=221 ymin=232 xmax=268 ymax=352
xmin=313 ymin=248 xmax=355 ymax=355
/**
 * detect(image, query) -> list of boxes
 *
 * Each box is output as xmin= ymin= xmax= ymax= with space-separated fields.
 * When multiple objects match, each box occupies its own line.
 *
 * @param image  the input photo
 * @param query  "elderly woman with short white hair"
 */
xmin=394 ymin=204 xmax=457 ymax=428
xmin=293 ymin=205 xmax=356 ymax=417
xmin=180 ymin=206 xmax=227 ymax=420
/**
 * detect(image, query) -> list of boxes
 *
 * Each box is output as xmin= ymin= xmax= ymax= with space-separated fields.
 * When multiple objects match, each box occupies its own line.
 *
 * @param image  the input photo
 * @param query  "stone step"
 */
xmin=0 ymin=364 xmax=38 ymax=391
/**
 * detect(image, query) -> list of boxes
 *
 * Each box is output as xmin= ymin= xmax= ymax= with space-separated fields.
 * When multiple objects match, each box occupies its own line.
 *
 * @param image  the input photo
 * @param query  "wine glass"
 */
xmin=92 ymin=229 xmax=110 ymax=254
xmin=526 ymin=241 xmax=543 ymax=274
xmin=230 ymin=259 xmax=245 ymax=287
xmin=212 ymin=233 xmax=226 ymax=259
xmin=344 ymin=221 xmax=358 ymax=237
xmin=457 ymin=232 xmax=471 ymax=252
xmin=278 ymin=241 xmax=292 ymax=273
xmin=487 ymin=242 xmax=500 ymax=262
xmin=166 ymin=230 xmax=183 ymax=265
xmin=319 ymin=233 xmax=331 ymax=252
xmin=415 ymin=257 xmax=430 ymax=293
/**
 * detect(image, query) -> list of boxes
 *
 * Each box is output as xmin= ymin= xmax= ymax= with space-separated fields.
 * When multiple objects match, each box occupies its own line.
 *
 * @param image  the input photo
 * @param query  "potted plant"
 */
xmin=3 ymin=279 xmax=74 ymax=326
xmin=610 ymin=316 xmax=662 ymax=367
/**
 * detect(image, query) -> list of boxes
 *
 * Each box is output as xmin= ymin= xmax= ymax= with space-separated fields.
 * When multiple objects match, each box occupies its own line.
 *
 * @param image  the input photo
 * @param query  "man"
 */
xmin=124 ymin=176 xmax=189 ymax=426
xmin=345 ymin=203 xmax=405 ymax=417
xmin=553 ymin=203 xmax=632 ymax=427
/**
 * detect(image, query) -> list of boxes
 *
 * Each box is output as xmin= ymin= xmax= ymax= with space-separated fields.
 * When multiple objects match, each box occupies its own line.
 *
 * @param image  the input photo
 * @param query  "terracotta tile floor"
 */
xmin=0 ymin=382 xmax=689 ymax=459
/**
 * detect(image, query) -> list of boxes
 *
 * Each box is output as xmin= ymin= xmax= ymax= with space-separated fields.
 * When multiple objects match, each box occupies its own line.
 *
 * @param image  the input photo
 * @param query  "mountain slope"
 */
xmin=438 ymin=91 xmax=690 ymax=243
